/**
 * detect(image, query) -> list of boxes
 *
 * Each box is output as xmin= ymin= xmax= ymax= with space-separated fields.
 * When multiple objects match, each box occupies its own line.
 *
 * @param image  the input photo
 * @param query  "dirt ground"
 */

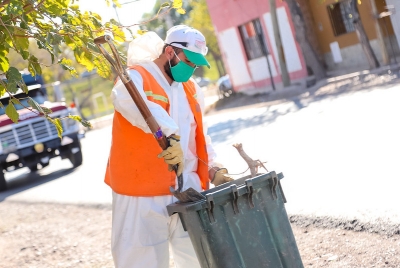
xmin=1 ymin=201 xmax=399 ymax=268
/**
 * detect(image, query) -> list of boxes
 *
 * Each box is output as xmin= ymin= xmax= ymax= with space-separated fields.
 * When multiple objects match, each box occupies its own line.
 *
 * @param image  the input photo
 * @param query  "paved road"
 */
xmin=2 ymin=83 xmax=400 ymax=225
xmin=0 ymin=126 xmax=112 ymax=205
xmin=208 ymin=84 xmax=400 ymax=225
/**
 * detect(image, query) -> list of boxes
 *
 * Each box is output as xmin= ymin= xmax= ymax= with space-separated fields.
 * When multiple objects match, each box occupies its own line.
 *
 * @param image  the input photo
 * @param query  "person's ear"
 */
xmin=164 ymin=46 xmax=175 ymax=61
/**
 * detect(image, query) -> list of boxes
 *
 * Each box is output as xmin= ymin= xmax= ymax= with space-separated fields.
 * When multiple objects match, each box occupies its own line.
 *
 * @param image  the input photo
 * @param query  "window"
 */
xmin=239 ymin=19 xmax=269 ymax=60
xmin=327 ymin=1 xmax=355 ymax=36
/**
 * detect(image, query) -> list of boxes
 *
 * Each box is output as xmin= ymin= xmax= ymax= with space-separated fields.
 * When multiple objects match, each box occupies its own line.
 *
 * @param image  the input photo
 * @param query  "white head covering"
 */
xmin=164 ymin=25 xmax=208 ymax=55
xmin=127 ymin=31 xmax=164 ymax=66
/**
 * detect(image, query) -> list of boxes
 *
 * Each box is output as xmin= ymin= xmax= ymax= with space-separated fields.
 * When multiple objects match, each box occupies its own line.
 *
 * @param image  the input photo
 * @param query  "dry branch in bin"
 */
xmin=232 ymin=143 xmax=268 ymax=178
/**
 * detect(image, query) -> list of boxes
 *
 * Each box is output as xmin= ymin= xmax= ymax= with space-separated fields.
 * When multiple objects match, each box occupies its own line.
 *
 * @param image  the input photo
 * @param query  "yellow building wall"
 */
xmin=308 ymin=0 xmax=378 ymax=54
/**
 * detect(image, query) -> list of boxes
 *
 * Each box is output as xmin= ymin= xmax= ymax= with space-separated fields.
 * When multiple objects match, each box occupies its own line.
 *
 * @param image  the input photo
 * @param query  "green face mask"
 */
xmin=169 ymin=52 xmax=196 ymax=82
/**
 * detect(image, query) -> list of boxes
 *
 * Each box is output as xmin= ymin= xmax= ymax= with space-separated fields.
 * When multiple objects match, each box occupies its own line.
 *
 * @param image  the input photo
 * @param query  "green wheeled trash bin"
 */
xmin=167 ymin=171 xmax=304 ymax=268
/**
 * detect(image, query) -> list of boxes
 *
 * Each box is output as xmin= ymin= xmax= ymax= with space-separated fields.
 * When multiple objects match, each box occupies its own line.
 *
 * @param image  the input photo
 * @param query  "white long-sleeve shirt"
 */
xmin=111 ymin=61 xmax=216 ymax=191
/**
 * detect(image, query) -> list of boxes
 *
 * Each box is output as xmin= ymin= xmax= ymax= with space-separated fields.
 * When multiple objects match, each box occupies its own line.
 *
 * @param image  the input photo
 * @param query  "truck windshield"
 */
xmin=0 ymin=88 xmax=47 ymax=116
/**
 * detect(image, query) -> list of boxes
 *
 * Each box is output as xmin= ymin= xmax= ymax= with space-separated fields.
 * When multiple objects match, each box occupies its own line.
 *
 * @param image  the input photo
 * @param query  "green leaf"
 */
xmin=5 ymin=101 xmax=19 ymax=123
xmin=160 ymin=2 xmax=171 ymax=8
xmin=176 ymin=8 xmax=186 ymax=14
xmin=60 ymin=58 xmax=78 ymax=77
xmin=112 ymin=0 xmax=121 ymax=8
xmin=54 ymin=118 xmax=63 ymax=138
xmin=48 ymin=117 xmax=63 ymax=138
xmin=172 ymin=0 xmax=183 ymax=8
xmin=5 ymin=67 xmax=22 ymax=94
xmin=10 ymin=98 xmax=19 ymax=105
xmin=28 ymin=55 xmax=42 ymax=76
xmin=6 ymin=67 xmax=21 ymax=82
xmin=20 ymin=50 xmax=30 ymax=60
xmin=13 ymin=27 xmax=29 ymax=51
xmin=28 ymin=97 xmax=45 ymax=114
xmin=20 ymin=21 xmax=28 ymax=30
xmin=111 ymin=24 xmax=126 ymax=42
xmin=0 ymin=47 xmax=10 ymax=72
xmin=68 ymin=114 xmax=92 ymax=128
xmin=74 ymin=48 xmax=95 ymax=71
xmin=17 ymin=81 xmax=28 ymax=94
xmin=137 ymin=29 xmax=148 ymax=35
xmin=64 ymin=35 xmax=76 ymax=50
xmin=94 ymin=57 xmax=112 ymax=79
xmin=41 ymin=107 xmax=53 ymax=114
xmin=70 ymin=4 xmax=79 ymax=11
xmin=0 ymin=83 xmax=6 ymax=98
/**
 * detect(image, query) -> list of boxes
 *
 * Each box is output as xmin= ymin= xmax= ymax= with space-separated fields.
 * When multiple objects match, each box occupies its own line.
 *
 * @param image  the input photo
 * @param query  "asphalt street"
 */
xmin=1 ymin=83 xmax=400 ymax=226
xmin=208 ymin=84 xmax=400 ymax=225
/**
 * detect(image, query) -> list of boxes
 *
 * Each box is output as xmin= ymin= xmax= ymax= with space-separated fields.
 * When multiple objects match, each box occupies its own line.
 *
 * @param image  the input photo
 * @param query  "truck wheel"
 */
xmin=0 ymin=171 xmax=6 ymax=192
xmin=28 ymin=164 xmax=38 ymax=172
xmin=68 ymin=143 xmax=83 ymax=168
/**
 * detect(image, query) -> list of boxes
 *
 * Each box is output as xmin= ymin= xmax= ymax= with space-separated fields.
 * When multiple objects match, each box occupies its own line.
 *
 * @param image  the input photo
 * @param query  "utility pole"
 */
xmin=369 ymin=0 xmax=389 ymax=65
xmin=269 ymin=0 xmax=291 ymax=87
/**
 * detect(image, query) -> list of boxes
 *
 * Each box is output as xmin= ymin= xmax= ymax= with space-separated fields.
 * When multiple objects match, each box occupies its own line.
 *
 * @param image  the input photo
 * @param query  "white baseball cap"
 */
xmin=165 ymin=25 xmax=210 ymax=68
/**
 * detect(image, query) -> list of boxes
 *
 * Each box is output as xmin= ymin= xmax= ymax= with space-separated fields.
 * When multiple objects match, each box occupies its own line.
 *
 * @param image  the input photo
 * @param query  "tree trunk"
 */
xmin=209 ymin=49 xmax=225 ymax=77
xmin=350 ymin=0 xmax=380 ymax=69
xmin=285 ymin=0 xmax=327 ymax=81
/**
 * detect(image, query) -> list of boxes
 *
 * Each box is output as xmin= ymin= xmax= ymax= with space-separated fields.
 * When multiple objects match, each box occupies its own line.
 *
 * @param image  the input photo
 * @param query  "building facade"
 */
xmin=206 ymin=0 xmax=308 ymax=94
xmin=308 ymin=0 xmax=399 ymax=72
xmin=206 ymin=0 xmax=399 ymax=94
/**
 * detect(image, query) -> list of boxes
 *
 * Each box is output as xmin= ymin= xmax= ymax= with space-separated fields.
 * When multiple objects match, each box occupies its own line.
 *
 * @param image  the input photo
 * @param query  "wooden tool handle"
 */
xmin=123 ymin=80 xmax=169 ymax=150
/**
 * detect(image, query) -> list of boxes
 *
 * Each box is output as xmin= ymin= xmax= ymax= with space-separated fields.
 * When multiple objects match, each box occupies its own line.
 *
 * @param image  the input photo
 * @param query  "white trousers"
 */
xmin=111 ymin=191 xmax=201 ymax=268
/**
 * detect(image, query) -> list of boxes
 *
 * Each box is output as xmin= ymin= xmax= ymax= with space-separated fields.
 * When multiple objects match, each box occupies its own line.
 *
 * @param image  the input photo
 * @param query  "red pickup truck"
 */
xmin=0 ymin=75 xmax=84 ymax=191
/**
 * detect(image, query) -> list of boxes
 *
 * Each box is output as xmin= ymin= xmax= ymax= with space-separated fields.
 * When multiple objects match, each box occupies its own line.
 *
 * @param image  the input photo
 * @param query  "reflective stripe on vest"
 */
xmin=104 ymin=65 xmax=209 ymax=196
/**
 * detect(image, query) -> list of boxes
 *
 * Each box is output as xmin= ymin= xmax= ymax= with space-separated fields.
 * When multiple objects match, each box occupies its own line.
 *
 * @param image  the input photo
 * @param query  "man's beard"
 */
xmin=164 ymin=57 xmax=178 ymax=81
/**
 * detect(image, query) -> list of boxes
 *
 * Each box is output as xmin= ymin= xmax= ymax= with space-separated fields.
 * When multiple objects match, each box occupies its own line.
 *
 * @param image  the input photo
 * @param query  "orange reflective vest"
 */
xmin=104 ymin=65 xmax=209 ymax=196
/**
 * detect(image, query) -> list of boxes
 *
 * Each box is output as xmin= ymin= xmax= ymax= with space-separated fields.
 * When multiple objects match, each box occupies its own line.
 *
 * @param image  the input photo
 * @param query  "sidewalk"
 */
xmin=86 ymin=63 xmax=400 ymax=130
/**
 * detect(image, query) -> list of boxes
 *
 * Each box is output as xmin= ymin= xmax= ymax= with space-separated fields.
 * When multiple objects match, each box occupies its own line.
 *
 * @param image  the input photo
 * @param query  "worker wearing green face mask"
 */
xmin=163 ymin=25 xmax=211 ymax=83
xmin=168 ymin=50 xmax=197 ymax=82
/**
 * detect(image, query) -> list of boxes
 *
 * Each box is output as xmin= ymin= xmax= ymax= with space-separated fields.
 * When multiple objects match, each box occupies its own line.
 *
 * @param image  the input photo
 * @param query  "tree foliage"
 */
xmin=0 ymin=0 xmax=184 ymax=136
xmin=141 ymin=0 xmax=192 ymax=37
xmin=184 ymin=0 xmax=225 ymax=77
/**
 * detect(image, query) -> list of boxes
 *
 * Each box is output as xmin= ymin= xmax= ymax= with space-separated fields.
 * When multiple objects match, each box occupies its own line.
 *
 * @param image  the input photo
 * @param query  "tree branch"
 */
xmin=24 ymin=0 xmax=45 ymax=15
xmin=0 ymin=0 xmax=11 ymax=8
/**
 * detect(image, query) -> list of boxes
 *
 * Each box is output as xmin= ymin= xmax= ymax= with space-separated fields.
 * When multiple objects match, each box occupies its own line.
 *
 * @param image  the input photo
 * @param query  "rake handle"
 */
xmin=123 ymin=81 xmax=169 ymax=150
xmin=94 ymin=34 xmax=169 ymax=150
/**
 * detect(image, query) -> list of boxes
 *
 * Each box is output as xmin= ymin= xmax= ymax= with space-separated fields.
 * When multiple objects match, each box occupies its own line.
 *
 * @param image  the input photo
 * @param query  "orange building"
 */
xmin=303 ymin=0 xmax=399 ymax=72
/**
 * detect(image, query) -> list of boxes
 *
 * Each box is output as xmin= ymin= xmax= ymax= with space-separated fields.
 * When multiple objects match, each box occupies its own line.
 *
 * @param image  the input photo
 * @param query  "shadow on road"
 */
xmin=0 ymin=167 xmax=75 ymax=202
xmin=208 ymin=108 xmax=290 ymax=143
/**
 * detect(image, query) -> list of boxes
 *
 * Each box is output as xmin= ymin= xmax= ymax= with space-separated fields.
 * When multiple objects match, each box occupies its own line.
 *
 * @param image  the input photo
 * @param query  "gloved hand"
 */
xmin=157 ymin=134 xmax=184 ymax=176
xmin=211 ymin=168 xmax=234 ymax=187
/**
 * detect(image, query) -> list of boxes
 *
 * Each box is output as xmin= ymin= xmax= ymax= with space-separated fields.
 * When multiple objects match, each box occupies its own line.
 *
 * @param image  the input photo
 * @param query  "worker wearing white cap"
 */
xmin=105 ymin=25 xmax=234 ymax=268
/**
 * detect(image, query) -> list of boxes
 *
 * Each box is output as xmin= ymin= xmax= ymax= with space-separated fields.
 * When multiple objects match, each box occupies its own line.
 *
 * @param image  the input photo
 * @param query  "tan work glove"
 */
xmin=210 ymin=168 xmax=234 ymax=187
xmin=157 ymin=134 xmax=184 ymax=176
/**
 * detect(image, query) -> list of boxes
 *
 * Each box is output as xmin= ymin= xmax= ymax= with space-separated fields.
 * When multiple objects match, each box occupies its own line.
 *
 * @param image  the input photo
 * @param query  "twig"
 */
xmin=0 ymin=0 xmax=11 ymax=8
